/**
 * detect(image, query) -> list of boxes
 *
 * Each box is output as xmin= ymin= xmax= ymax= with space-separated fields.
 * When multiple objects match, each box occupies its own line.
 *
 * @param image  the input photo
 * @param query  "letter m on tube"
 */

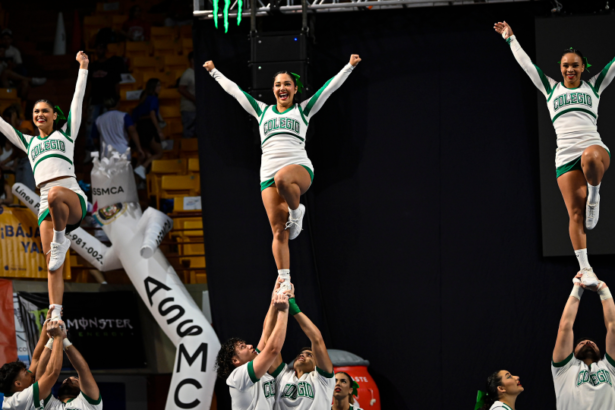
xmin=177 ymin=343 xmax=208 ymax=372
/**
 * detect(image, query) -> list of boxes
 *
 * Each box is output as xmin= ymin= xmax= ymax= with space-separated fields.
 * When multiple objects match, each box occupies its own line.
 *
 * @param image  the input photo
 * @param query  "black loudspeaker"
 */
xmin=251 ymin=61 xmax=308 ymax=90
xmin=251 ymin=33 xmax=307 ymax=62
xmin=249 ymin=89 xmax=276 ymax=105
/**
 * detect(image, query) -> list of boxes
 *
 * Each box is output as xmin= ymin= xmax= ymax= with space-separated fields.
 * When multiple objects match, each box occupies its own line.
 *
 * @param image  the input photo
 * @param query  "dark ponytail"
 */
xmin=479 ymin=370 xmax=504 ymax=410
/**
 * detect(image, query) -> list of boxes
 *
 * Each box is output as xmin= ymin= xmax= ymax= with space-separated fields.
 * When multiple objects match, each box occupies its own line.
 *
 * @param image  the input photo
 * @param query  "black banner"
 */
xmin=16 ymin=292 xmax=147 ymax=370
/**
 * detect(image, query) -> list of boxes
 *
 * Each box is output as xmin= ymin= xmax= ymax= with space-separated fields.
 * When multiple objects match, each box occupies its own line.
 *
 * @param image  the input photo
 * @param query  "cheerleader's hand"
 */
xmin=349 ymin=54 xmax=361 ymax=67
xmin=494 ymin=22 xmax=513 ymax=39
xmin=76 ymin=51 xmax=89 ymax=69
xmin=203 ymin=61 xmax=215 ymax=72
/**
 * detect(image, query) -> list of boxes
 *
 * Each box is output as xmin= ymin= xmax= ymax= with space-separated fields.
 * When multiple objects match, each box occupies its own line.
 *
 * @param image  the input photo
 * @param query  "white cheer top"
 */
xmin=0 ymin=69 xmax=87 ymax=187
xmin=209 ymin=64 xmax=355 ymax=183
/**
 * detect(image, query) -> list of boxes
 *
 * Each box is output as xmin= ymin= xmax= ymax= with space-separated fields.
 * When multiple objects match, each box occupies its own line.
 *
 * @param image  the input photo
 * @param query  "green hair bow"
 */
xmin=474 ymin=390 xmax=488 ymax=410
xmin=351 ymin=380 xmax=360 ymax=397
xmin=290 ymin=72 xmax=304 ymax=93
xmin=54 ymin=105 xmax=66 ymax=124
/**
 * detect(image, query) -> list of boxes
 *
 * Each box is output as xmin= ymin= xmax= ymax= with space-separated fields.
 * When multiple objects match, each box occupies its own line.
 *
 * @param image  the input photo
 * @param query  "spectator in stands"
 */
xmin=1 ymin=30 xmax=23 ymax=71
xmin=94 ymin=95 xmax=145 ymax=158
xmin=132 ymin=78 xmax=164 ymax=178
xmin=0 ymin=167 xmax=14 ymax=206
xmin=0 ymin=43 xmax=46 ymax=99
xmin=178 ymin=51 xmax=196 ymax=138
xmin=1 ymin=105 xmax=36 ymax=191
xmin=86 ymin=41 xmax=128 ymax=150
xmin=121 ymin=6 xmax=151 ymax=42
xmin=0 ymin=134 xmax=16 ymax=172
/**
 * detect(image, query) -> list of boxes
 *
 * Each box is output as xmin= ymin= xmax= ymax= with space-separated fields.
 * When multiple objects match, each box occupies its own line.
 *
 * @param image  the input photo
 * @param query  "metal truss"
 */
xmin=194 ymin=0 xmax=531 ymax=19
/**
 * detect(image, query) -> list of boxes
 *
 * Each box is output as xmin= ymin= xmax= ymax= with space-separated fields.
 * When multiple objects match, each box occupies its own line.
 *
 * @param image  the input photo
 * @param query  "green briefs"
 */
xmin=260 ymin=165 xmax=314 ymax=191
xmin=556 ymin=150 xmax=611 ymax=178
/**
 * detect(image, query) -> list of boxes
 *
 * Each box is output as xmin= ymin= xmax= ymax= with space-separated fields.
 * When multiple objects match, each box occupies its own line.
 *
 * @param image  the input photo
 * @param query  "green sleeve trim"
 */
xmin=586 ymin=81 xmax=600 ymax=98
xmin=606 ymin=353 xmax=615 ymax=367
xmin=297 ymin=105 xmax=308 ymax=126
xmin=13 ymin=126 xmax=29 ymax=150
xmin=255 ymin=347 xmax=261 ymax=354
xmin=303 ymin=77 xmax=334 ymax=117
xmin=552 ymin=352 xmax=574 ymax=368
xmin=247 ymin=360 xmax=260 ymax=383
xmin=534 ymin=65 xmax=552 ymax=95
xmin=552 ymin=107 xmax=597 ymax=124
xmin=506 ymin=37 xmax=512 ymax=45
xmin=259 ymin=106 xmax=270 ymax=125
xmin=547 ymin=84 xmax=558 ymax=102
xmin=594 ymin=57 xmax=615 ymax=92
xmin=32 ymin=154 xmax=73 ymax=175
xmin=316 ymin=366 xmax=334 ymax=378
xmin=33 ymin=381 xmax=40 ymax=405
xmin=240 ymin=89 xmax=262 ymax=117
xmin=270 ymin=362 xmax=285 ymax=378
xmin=65 ymin=111 xmax=72 ymax=136
xmin=81 ymin=391 xmax=102 ymax=405
xmin=58 ymin=129 xmax=74 ymax=143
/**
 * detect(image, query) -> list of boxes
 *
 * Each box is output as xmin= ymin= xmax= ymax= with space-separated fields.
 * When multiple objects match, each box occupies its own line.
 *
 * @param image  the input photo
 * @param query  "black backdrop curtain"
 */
xmin=194 ymin=3 xmax=615 ymax=408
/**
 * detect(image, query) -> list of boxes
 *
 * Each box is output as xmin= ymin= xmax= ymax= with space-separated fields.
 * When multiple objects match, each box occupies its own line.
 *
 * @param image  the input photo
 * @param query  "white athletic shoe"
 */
xmin=585 ymin=194 xmax=600 ymax=230
xmin=580 ymin=267 xmax=600 ymax=287
xmin=47 ymin=239 xmax=71 ymax=272
xmin=285 ymin=204 xmax=305 ymax=240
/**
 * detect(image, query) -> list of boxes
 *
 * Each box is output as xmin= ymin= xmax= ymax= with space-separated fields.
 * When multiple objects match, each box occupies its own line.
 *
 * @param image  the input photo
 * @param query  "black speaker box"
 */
xmin=251 ymin=61 xmax=308 ymax=90
xmin=251 ymin=33 xmax=307 ymax=62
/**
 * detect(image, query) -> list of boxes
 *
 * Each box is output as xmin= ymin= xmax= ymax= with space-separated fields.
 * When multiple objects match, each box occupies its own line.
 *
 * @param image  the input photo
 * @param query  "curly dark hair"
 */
xmin=478 ymin=370 xmax=504 ymax=410
xmin=0 ymin=361 xmax=27 ymax=395
xmin=215 ymin=337 xmax=244 ymax=380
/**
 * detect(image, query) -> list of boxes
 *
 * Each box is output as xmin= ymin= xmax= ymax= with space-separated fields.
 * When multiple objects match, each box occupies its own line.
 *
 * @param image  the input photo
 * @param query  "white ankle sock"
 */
xmin=588 ymin=183 xmax=601 ymax=204
xmin=575 ymin=249 xmax=591 ymax=270
xmin=53 ymin=229 xmax=66 ymax=244
xmin=289 ymin=207 xmax=301 ymax=220
xmin=278 ymin=269 xmax=290 ymax=281
xmin=49 ymin=304 xmax=62 ymax=320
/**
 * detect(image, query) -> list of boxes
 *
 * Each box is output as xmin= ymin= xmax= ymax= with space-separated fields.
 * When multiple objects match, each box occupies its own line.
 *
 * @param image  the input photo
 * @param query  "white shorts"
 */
xmin=38 ymin=177 xmax=88 ymax=233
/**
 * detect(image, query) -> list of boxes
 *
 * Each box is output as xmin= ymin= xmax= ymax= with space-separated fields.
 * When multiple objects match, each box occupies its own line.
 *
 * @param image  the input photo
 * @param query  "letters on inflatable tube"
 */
xmin=13 ymin=150 xmax=220 ymax=410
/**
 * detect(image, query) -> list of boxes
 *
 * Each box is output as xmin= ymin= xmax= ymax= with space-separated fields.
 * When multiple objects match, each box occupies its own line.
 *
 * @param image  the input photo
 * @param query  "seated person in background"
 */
xmin=0 ymin=134 xmax=16 ymax=172
xmin=94 ymin=95 xmax=145 ymax=158
xmin=1 ymin=30 xmax=23 ymax=72
xmin=0 ymin=313 xmax=65 ymax=409
xmin=332 ymin=372 xmax=363 ymax=410
xmin=216 ymin=278 xmax=290 ymax=409
xmin=0 ymin=43 xmax=45 ymax=100
xmin=132 ymin=79 xmax=164 ymax=178
xmin=86 ymin=41 xmax=128 ymax=149
xmin=178 ymin=52 xmax=196 ymax=138
xmin=0 ymin=167 xmax=14 ymax=206
xmin=121 ymin=6 xmax=151 ymax=42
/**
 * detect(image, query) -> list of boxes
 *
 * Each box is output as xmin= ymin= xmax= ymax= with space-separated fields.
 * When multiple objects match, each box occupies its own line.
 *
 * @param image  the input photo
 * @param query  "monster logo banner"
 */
xmin=213 ymin=0 xmax=243 ymax=33
xmin=12 ymin=150 xmax=220 ymax=410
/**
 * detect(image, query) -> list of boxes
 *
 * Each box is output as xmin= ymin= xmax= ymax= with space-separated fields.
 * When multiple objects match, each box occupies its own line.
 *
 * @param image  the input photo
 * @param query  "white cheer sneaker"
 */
xmin=285 ymin=204 xmax=305 ymax=240
xmin=586 ymin=194 xmax=600 ymax=230
xmin=580 ymin=267 xmax=600 ymax=288
xmin=47 ymin=240 xmax=71 ymax=272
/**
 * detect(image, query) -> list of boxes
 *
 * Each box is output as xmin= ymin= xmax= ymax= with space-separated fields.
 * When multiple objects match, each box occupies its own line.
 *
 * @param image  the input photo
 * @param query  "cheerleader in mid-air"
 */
xmin=204 ymin=55 xmax=361 ymax=290
xmin=0 ymin=52 xmax=89 ymax=323
xmin=495 ymin=21 xmax=615 ymax=286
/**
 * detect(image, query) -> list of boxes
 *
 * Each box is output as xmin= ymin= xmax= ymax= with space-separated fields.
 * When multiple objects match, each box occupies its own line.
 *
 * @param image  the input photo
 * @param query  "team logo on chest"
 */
xmin=263 ymin=117 xmax=300 ymax=136
xmin=31 ymin=139 xmax=66 ymax=162
xmin=576 ymin=368 xmax=612 ymax=387
xmin=282 ymin=381 xmax=315 ymax=400
xmin=262 ymin=379 xmax=276 ymax=398
xmin=554 ymin=92 xmax=593 ymax=112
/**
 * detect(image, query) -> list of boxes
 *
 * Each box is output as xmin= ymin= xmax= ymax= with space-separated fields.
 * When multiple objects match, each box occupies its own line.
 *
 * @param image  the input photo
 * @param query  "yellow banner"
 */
xmin=0 ymin=206 xmax=70 ymax=279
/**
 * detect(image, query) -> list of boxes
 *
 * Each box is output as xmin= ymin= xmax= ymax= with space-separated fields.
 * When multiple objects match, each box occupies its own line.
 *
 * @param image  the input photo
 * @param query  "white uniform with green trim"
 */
xmin=209 ymin=64 xmax=355 ymax=186
xmin=0 ymin=69 xmax=88 ymax=226
xmin=227 ymin=360 xmax=281 ymax=410
xmin=51 ymin=392 xmax=103 ymax=410
xmin=507 ymin=35 xmax=615 ymax=168
xmin=2 ymin=382 xmax=63 ymax=410
xmin=274 ymin=365 xmax=335 ymax=410
xmin=489 ymin=401 xmax=512 ymax=410
xmin=552 ymin=352 xmax=615 ymax=410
